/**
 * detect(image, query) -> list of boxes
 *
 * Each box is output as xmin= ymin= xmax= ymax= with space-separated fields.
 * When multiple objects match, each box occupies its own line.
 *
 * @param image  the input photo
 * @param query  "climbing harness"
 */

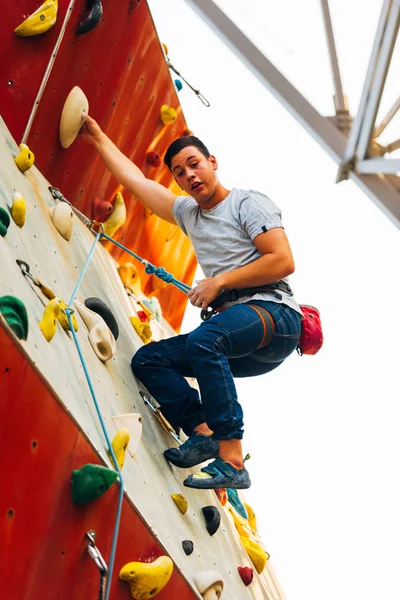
xmin=86 ymin=530 xmax=108 ymax=600
xmin=139 ymin=391 xmax=182 ymax=445
xmin=200 ymin=281 xmax=294 ymax=321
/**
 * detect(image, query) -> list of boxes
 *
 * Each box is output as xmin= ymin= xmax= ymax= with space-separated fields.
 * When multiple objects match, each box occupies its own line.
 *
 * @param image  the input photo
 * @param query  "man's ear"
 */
xmin=209 ymin=155 xmax=218 ymax=170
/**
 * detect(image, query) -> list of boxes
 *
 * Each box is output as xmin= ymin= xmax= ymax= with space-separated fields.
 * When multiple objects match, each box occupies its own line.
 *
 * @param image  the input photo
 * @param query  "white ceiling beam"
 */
xmin=320 ymin=0 xmax=347 ymax=114
xmin=185 ymin=0 xmax=400 ymax=229
xmin=356 ymin=0 xmax=400 ymax=160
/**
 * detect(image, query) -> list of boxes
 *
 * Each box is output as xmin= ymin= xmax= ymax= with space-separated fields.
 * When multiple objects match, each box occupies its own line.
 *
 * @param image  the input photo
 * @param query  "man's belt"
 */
xmin=200 ymin=280 xmax=293 ymax=321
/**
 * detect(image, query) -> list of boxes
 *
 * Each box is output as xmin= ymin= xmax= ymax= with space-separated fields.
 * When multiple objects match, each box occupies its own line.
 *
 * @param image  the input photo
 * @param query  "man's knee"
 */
xmin=186 ymin=326 xmax=225 ymax=356
xmin=131 ymin=344 xmax=154 ymax=374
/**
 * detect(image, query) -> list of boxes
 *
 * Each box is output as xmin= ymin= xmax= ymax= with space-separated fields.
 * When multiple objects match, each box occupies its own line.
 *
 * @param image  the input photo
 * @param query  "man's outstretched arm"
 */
xmin=80 ymin=115 xmax=177 ymax=224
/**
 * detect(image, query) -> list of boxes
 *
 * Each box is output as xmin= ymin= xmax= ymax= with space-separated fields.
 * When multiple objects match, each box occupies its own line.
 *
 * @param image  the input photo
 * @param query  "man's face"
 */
xmin=170 ymin=146 xmax=218 ymax=204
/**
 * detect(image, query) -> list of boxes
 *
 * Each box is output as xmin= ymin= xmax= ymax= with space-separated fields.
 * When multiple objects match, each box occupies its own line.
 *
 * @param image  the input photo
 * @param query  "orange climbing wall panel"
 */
xmin=0 ymin=0 xmax=196 ymax=331
xmin=0 ymin=325 xmax=197 ymax=600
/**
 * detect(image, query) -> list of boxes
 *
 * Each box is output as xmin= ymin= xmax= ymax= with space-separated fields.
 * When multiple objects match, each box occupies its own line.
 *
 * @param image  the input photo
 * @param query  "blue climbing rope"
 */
xmin=65 ymin=232 xmax=123 ymax=600
xmin=100 ymin=231 xmax=191 ymax=294
xmin=62 ymin=223 xmax=192 ymax=598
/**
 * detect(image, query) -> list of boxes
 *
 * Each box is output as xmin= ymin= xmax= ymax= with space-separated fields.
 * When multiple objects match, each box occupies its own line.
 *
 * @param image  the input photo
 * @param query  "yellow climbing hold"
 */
xmin=39 ymin=298 xmax=61 ymax=342
xmin=14 ymin=0 xmax=58 ymax=37
xmin=118 ymin=262 xmax=142 ymax=296
xmin=11 ymin=192 xmax=26 ymax=227
xmin=57 ymin=300 xmax=78 ymax=332
xmin=103 ymin=191 xmax=126 ymax=238
xmin=244 ymin=502 xmax=257 ymax=531
xmin=228 ymin=506 xmax=253 ymax=538
xmin=160 ymin=104 xmax=177 ymax=126
xmin=14 ymin=143 xmax=35 ymax=172
xmin=171 ymin=493 xmax=188 ymax=515
xmin=130 ymin=316 xmax=152 ymax=344
xmin=162 ymin=43 xmax=169 ymax=56
xmin=239 ymin=536 xmax=269 ymax=574
xmin=109 ymin=427 xmax=130 ymax=469
xmin=119 ymin=556 xmax=173 ymax=600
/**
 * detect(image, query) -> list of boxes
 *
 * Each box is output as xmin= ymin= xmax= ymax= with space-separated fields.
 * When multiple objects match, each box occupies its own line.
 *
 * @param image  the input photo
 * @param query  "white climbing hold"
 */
xmin=59 ymin=86 xmax=89 ymax=148
xmin=74 ymin=300 xmax=116 ymax=362
xmin=49 ymin=202 xmax=73 ymax=241
xmin=193 ymin=571 xmax=224 ymax=599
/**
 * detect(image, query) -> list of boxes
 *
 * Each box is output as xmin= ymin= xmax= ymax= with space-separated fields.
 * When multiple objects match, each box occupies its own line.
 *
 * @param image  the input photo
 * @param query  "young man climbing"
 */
xmin=80 ymin=115 xmax=302 ymax=490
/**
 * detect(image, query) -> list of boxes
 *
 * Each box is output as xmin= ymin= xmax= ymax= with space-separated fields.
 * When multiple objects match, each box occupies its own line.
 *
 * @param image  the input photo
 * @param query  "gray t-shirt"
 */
xmin=173 ymin=187 xmax=302 ymax=314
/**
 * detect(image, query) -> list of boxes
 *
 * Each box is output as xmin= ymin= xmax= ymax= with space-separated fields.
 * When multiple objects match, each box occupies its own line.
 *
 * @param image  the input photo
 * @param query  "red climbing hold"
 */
xmin=92 ymin=197 xmax=113 ymax=222
xmin=238 ymin=566 xmax=253 ymax=586
xmin=146 ymin=151 xmax=161 ymax=167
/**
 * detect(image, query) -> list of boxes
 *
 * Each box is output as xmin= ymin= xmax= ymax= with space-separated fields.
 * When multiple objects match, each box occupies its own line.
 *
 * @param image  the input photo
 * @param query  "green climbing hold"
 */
xmin=0 ymin=207 xmax=11 ymax=237
xmin=0 ymin=296 xmax=29 ymax=340
xmin=71 ymin=463 xmax=119 ymax=505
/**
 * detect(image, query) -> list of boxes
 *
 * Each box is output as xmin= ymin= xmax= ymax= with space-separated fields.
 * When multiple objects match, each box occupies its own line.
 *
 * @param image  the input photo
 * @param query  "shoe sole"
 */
xmin=183 ymin=477 xmax=251 ymax=490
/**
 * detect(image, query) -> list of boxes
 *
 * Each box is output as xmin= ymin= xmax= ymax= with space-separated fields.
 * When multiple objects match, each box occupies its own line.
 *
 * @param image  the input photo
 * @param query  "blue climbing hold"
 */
xmin=175 ymin=79 xmax=183 ymax=91
xmin=227 ymin=488 xmax=248 ymax=519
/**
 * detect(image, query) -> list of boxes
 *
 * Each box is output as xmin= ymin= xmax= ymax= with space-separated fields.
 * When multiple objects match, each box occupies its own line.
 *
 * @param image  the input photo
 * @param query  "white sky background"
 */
xmin=148 ymin=2 xmax=400 ymax=599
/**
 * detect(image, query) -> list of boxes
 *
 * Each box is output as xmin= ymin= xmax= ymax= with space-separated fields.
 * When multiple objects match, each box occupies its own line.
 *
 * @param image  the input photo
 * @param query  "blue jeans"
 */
xmin=131 ymin=301 xmax=301 ymax=440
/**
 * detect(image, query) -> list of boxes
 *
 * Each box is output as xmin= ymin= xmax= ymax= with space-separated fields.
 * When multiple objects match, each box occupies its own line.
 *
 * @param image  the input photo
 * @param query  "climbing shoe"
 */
xmin=183 ymin=457 xmax=251 ymax=490
xmin=164 ymin=434 xmax=219 ymax=468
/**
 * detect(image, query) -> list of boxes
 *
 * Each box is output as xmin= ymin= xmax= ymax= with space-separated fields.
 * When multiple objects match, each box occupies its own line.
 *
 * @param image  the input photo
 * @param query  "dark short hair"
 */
xmin=164 ymin=136 xmax=210 ymax=170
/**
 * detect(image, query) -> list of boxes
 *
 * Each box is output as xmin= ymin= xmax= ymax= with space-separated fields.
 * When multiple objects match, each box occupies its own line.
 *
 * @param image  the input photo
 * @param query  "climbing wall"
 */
xmin=0 ymin=119 xmax=286 ymax=599
xmin=0 ymin=0 xmax=196 ymax=331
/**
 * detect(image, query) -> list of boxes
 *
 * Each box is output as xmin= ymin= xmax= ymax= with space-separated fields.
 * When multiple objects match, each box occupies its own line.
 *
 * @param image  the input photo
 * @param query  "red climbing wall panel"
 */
xmin=0 ymin=325 xmax=197 ymax=600
xmin=0 ymin=0 xmax=196 ymax=331
xmin=0 ymin=0 xmax=72 ymax=142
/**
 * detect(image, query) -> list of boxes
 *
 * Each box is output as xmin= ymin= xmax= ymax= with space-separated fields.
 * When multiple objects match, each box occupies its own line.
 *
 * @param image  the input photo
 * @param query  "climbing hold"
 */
xmin=182 ymin=540 xmax=194 ymax=556
xmin=119 ymin=556 xmax=173 ymax=600
xmin=74 ymin=300 xmax=116 ymax=362
xmin=14 ymin=143 xmax=35 ymax=172
xmin=111 ymin=413 xmax=142 ymax=459
xmin=174 ymin=79 xmax=183 ymax=91
xmin=109 ymin=427 xmax=130 ymax=469
xmin=76 ymin=0 xmax=103 ymax=35
xmin=202 ymin=506 xmax=221 ymax=536
xmin=162 ymin=43 xmax=169 ymax=56
xmin=160 ymin=104 xmax=177 ymax=126
xmin=141 ymin=297 xmax=162 ymax=322
xmin=228 ymin=506 xmax=253 ymax=538
xmin=117 ymin=262 xmax=142 ymax=295
xmin=39 ymin=298 xmax=61 ymax=342
xmin=11 ymin=192 xmax=26 ymax=228
xmin=0 ymin=207 xmax=11 ymax=237
xmin=193 ymin=571 xmax=224 ymax=600
xmin=171 ymin=493 xmax=188 ymax=515
xmin=244 ymin=502 xmax=257 ymax=531
xmin=49 ymin=202 xmax=74 ymax=241
xmin=239 ymin=537 xmax=269 ymax=574
xmin=92 ymin=197 xmax=113 ymax=222
xmin=137 ymin=310 xmax=149 ymax=323
xmin=84 ymin=297 xmax=119 ymax=340
xmin=59 ymin=86 xmax=89 ymax=149
xmin=0 ymin=296 xmax=28 ymax=340
xmin=57 ymin=300 xmax=78 ymax=332
xmin=103 ymin=191 xmax=126 ymax=238
xmin=227 ymin=488 xmax=248 ymax=520
xmin=237 ymin=566 xmax=253 ymax=586
xmin=14 ymin=0 xmax=58 ymax=36
xmin=130 ymin=316 xmax=152 ymax=344
xmin=71 ymin=463 xmax=118 ymax=505
xmin=214 ymin=488 xmax=227 ymax=506
xmin=146 ymin=151 xmax=161 ymax=167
